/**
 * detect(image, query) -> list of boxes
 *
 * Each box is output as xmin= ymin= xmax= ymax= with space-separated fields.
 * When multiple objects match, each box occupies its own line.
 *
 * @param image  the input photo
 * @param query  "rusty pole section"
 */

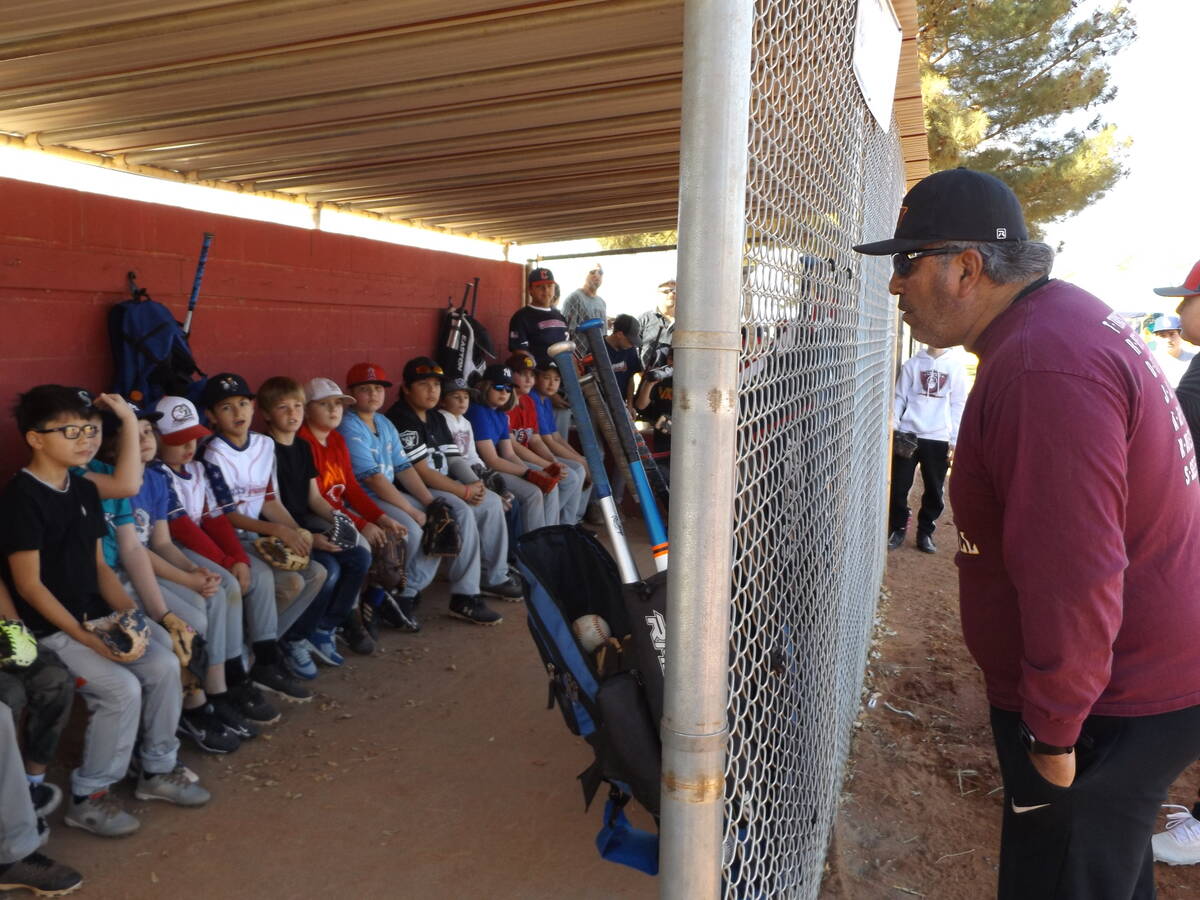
xmin=659 ymin=0 xmax=752 ymax=896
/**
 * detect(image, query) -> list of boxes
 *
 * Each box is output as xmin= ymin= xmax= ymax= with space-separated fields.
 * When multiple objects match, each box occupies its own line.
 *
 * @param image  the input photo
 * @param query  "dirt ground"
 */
xmin=823 ymin=479 xmax=1200 ymax=899
xmin=18 ymin=531 xmax=661 ymax=900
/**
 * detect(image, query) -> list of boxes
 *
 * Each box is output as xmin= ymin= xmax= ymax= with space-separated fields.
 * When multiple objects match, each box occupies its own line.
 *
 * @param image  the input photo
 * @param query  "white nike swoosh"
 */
xmin=1011 ymin=800 xmax=1052 ymax=814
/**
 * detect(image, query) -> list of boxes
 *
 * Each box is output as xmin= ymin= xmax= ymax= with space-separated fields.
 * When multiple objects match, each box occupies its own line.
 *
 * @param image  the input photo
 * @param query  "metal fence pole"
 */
xmin=659 ymin=1 xmax=754 ymax=897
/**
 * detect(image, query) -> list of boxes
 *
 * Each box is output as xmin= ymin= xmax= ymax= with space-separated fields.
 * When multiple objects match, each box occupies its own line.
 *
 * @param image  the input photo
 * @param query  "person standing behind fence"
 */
xmin=855 ymin=167 xmax=1200 ymax=900
xmin=638 ymin=279 xmax=676 ymax=369
xmin=562 ymin=262 xmax=607 ymax=335
xmin=887 ymin=345 xmax=967 ymax=554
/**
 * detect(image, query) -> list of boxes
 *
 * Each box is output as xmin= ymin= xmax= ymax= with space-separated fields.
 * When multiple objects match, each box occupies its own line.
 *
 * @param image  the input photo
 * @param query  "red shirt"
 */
xmin=951 ymin=279 xmax=1200 ymax=745
xmin=298 ymin=424 xmax=385 ymax=529
xmin=507 ymin=394 xmax=540 ymax=447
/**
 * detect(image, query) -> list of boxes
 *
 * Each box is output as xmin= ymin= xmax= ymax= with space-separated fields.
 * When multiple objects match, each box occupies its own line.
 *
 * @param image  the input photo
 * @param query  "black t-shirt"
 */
xmin=508 ymin=305 xmax=568 ymax=368
xmin=385 ymin=399 xmax=460 ymax=476
xmin=0 ymin=470 xmax=109 ymax=636
xmin=605 ymin=341 xmax=643 ymax=399
xmin=638 ymin=377 xmax=673 ymax=450
xmin=272 ymin=438 xmax=318 ymax=525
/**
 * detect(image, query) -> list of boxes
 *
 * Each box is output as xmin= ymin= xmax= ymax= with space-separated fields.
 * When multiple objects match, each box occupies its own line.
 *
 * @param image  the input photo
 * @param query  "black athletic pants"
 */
xmin=990 ymin=705 xmax=1200 ymax=900
xmin=888 ymin=438 xmax=949 ymax=535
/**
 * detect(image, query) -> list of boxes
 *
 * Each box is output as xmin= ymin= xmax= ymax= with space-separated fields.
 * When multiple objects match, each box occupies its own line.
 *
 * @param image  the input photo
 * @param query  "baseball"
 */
xmin=571 ymin=614 xmax=612 ymax=653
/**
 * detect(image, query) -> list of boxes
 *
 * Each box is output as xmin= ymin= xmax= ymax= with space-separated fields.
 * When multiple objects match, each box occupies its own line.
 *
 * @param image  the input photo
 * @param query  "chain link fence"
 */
xmin=721 ymin=1 xmax=906 ymax=895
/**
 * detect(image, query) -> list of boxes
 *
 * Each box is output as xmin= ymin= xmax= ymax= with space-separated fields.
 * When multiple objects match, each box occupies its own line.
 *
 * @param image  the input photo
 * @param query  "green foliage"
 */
xmin=920 ymin=0 xmax=1136 ymax=234
xmin=596 ymin=231 xmax=678 ymax=250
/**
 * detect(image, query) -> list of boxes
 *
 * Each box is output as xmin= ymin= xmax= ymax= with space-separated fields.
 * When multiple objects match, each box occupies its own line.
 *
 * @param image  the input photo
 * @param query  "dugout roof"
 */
xmin=0 ymin=0 xmax=927 ymax=245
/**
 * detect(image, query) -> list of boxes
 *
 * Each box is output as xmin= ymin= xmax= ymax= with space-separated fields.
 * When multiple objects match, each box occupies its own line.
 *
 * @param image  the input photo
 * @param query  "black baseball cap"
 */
xmin=853 ymin=168 xmax=1029 ymax=256
xmin=201 ymin=373 xmax=255 ymax=409
xmin=528 ymin=267 xmax=555 ymax=287
xmin=480 ymin=364 xmax=513 ymax=388
xmin=441 ymin=375 xmax=471 ymax=394
xmin=402 ymin=356 xmax=444 ymax=386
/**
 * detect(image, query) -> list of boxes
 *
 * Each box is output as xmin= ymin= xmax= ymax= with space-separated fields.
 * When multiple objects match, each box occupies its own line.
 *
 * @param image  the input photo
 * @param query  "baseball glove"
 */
xmin=542 ymin=462 xmax=566 ymax=481
xmin=523 ymin=467 xmax=557 ymax=495
xmin=471 ymin=464 xmax=507 ymax=498
xmin=326 ymin=511 xmax=360 ymax=552
xmin=0 ymin=619 xmax=37 ymax=669
xmin=160 ymin=611 xmax=196 ymax=669
xmin=893 ymin=430 xmax=919 ymax=459
xmin=83 ymin=609 xmax=150 ymax=663
xmin=367 ymin=530 xmax=407 ymax=592
xmin=254 ymin=535 xmax=309 ymax=571
xmin=421 ymin=498 xmax=462 ymax=558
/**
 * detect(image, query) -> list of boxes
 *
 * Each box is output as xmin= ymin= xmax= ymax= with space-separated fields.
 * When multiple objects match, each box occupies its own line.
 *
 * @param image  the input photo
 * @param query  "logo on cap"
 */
xmin=220 ymin=376 xmax=238 ymax=391
xmin=366 ymin=367 xmax=377 ymax=381
xmin=896 ymin=206 xmax=909 ymax=228
xmin=77 ymin=390 xmax=92 ymax=406
xmin=171 ymin=403 xmax=191 ymax=422
xmin=996 ymin=228 xmax=1007 ymax=240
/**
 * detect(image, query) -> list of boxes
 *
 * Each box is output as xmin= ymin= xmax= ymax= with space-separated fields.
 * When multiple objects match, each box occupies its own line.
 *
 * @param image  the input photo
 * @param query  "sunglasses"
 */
xmin=491 ymin=385 xmax=514 ymax=392
xmin=36 ymin=423 xmax=99 ymax=440
xmin=411 ymin=364 xmax=443 ymax=376
xmin=892 ymin=247 xmax=955 ymax=277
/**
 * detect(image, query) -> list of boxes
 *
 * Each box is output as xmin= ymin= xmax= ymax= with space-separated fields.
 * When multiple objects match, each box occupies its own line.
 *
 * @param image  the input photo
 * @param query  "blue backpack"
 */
xmin=515 ymin=525 xmax=663 ymax=875
xmin=108 ymin=272 xmax=204 ymax=405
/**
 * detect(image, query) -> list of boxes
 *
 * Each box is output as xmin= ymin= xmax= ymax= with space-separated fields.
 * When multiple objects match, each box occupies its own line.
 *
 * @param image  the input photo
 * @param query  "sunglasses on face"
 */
xmin=36 ymin=423 xmax=99 ymax=440
xmin=492 ymin=385 xmax=513 ymax=392
xmin=892 ymin=247 xmax=955 ymax=277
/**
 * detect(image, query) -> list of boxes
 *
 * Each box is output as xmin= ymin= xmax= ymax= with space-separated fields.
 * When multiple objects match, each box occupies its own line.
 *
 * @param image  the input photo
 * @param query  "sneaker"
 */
xmin=887 ymin=529 xmax=906 ymax=551
xmin=916 ymin=532 xmax=937 ymax=554
xmin=0 ymin=851 xmax=83 ymax=896
xmin=360 ymin=594 xmax=382 ymax=643
xmin=481 ymin=574 xmax=525 ymax=602
xmin=1153 ymin=804 xmax=1200 ymax=865
xmin=29 ymin=781 xmax=62 ymax=817
xmin=378 ymin=590 xmax=421 ymax=632
xmin=251 ymin=663 xmax=313 ymax=703
xmin=65 ymin=790 xmax=140 ymax=837
xmin=282 ymin=640 xmax=318 ymax=680
xmin=448 ymin=594 xmax=503 ymax=626
xmin=306 ymin=628 xmax=345 ymax=667
xmin=135 ymin=765 xmax=211 ymax=807
xmin=229 ymin=681 xmax=281 ymax=724
xmin=178 ymin=705 xmax=241 ymax=754
xmin=210 ymin=694 xmax=261 ymax=739
xmin=340 ymin=607 xmax=375 ymax=656
xmin=36 ymin=815 xmax=49 ymax=849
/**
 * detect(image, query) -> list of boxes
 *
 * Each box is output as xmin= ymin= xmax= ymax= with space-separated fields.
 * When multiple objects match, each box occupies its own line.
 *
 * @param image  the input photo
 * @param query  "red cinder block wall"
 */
xmin=0 ymin=177 xmax=522 ymax=476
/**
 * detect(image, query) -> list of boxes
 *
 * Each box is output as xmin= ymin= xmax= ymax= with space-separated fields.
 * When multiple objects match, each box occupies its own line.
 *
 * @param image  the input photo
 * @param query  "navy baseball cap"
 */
xmin=440 ymin=375 xmax=471 ymax=393
xmin=481 ymin=364 xmax=513 ymax=388
xmin=402 ymin=356 xmax=444 ymax=386
xmin=528 ymin=267 xmax=555 ymax=286
xmin=853 ymin=168 xmax=1029 ymax=256
xmin=201 ymin=373 xmax=254 ymax=409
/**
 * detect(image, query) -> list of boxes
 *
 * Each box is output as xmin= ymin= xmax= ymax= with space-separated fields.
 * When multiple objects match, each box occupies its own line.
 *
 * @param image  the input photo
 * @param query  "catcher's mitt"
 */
xmin=893 ymin=430 xmax=919 ymax=459
xmin=83 ymin=609 xmax=150 ymax=663
xmin=523 ymin=467 xmax=557 ymax=495
xmin=367 ymin=530 xmax=407 ymax=592
xmin=0 ymin=619 xmax=37 ymax=669
xmin=326 ymin=511 xmax=360 ymax=552
xmin=421 ymin=498 xmax=462 ymax=558
xmin=254 ymin=535 xmax=309 ymax=571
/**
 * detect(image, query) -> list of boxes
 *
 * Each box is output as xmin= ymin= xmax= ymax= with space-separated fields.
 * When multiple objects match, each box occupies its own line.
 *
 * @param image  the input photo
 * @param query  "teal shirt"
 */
xmin=70 ymin=460 xmax=134 ymax=568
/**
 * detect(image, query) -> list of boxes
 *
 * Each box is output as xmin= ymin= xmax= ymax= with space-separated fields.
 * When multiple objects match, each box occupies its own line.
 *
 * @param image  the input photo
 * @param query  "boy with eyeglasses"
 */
xmin=0 ymin=385 xmax=210 ymax=838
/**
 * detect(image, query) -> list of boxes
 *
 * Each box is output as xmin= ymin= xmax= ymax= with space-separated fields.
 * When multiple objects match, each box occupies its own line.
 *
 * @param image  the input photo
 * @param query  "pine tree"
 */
xmin=920 ymin=0 xmax=1136 ymax=235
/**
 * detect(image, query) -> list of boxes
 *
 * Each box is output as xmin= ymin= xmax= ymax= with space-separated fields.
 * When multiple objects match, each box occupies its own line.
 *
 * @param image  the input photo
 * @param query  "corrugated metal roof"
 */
xmin=0 ymin=0 xmax=926 ymax=244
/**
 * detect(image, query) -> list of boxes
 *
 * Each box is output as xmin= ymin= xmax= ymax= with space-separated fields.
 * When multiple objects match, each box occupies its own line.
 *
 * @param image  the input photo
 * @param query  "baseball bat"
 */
xmin=182 ymin=232 xmax=213 ymax=336
xmin=547 ymin=342 xmax=639 ymax=584
xmin=580 ymin=373 xmax=635 ymax=499
xmin=576 ymin=318 xmax=668 ymax=571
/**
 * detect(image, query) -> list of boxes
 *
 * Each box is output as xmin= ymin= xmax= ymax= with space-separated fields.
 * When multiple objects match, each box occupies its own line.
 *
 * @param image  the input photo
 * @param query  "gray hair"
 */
xmin=943 ymin=240 xmax=1055 ymax=284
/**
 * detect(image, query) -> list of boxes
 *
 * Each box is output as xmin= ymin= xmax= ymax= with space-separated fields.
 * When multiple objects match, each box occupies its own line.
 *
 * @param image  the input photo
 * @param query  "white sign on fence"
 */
xmin=852 ymin=0 xmax=903 ymax=131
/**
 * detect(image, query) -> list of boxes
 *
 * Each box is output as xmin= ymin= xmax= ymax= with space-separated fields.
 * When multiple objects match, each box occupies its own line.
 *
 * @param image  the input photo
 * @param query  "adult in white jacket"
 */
xmin=888 ymin=345 xmax=968 ymax=553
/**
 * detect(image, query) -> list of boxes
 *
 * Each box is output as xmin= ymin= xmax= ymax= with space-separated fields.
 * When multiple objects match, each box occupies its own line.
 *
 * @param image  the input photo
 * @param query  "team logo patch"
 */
xmin=996 ymin=227 xmax=1007 ymax=239
xmin=220 ymin=376 xmax=239 ymax=391
xmin=399 ymin=429 xmax=420 ymax=449
xmin=896 ymin=206 xmax=909 ymax=228
xmin=171 ymin=403 xmax=192 ymax=422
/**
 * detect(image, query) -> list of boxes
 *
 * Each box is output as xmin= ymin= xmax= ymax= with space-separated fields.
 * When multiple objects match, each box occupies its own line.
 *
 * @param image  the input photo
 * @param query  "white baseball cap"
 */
xmin=305 ymin=377 xmax=355 ymax=406
xmin=153 ymin=396 xmax=211 ymax=446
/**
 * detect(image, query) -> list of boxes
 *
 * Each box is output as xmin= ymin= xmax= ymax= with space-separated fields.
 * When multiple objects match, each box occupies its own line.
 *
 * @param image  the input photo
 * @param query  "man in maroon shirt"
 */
xmin=855 ymin=168 xmax=1200 ymax=899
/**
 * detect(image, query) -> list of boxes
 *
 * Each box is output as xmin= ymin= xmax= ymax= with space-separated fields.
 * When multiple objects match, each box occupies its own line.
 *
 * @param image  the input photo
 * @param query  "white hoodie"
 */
xmin=892 ymin=347 xmax=968 ymax=444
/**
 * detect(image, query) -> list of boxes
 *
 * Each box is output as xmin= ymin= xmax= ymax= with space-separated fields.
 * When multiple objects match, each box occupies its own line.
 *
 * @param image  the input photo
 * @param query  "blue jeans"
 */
xmin=286 ymin=545 xmax=371 ymax=640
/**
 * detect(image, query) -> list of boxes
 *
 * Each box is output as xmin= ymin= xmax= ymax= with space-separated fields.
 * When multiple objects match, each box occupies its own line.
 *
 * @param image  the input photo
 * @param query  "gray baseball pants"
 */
xmin=0 ymin=703 xmax=38 ymax=864
xmin=238 ymin=539 xmax=326 ymax=638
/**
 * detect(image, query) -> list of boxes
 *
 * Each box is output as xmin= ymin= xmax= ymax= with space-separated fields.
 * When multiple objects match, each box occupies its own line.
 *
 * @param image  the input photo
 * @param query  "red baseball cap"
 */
xmin=345 ymin=362 xmax=392 ymax=388
xmin=1154 ymin=259 xmax=1200 ymax=298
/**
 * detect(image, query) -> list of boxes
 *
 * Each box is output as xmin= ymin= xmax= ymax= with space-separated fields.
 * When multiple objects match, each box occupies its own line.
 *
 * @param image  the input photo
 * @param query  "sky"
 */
xmin=1043 ymin=0 xmax=1200 ymax=317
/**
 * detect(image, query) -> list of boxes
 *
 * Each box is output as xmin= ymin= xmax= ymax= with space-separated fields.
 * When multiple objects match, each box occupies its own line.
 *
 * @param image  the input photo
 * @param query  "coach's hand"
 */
xmin=1029 ymin=749 xmax=1075 ymax=788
